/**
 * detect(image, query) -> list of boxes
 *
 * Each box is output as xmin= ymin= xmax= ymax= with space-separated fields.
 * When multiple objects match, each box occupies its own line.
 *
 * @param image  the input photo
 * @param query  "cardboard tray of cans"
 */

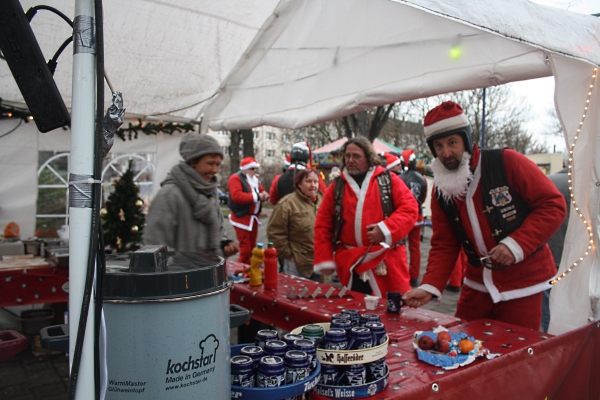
xmin=230 ymin=344 xmax=321 ymax=399
xmin=291 ymin=323 xmax=388 ymax=366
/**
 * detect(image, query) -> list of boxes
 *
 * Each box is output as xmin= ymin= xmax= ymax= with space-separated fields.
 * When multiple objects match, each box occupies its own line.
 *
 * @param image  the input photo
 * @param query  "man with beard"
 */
xmin=402 ymin=101 xmax=566 ymax=330
xmin=313 ymin=136 xmax=418 ymax=296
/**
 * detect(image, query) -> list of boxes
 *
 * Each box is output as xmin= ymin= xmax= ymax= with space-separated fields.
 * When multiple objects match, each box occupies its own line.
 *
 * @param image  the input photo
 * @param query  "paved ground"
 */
xmin=0 ymin=212 xmax=459 ymax=399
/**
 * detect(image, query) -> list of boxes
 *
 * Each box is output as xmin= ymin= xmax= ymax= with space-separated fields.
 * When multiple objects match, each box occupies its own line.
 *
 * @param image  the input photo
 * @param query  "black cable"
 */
xmin=0 ymin=119 xmax=23 ymax=139
xmin=93 ymin=1 xmax=106 ymax=398
xmin=25 ymin=5 xmax=73 ymax=27
xmin=47 ymin=36 xmax=73 ymax=75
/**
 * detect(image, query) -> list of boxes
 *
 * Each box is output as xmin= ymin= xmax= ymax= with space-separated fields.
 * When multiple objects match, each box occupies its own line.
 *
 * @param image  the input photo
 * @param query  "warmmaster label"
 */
xmin=107 ymin=380 xmax=147 ymax=394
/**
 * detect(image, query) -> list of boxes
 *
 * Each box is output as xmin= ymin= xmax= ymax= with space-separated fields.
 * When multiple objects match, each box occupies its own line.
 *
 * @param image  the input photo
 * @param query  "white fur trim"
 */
xmin=500 ymin=236 xmax=524 ymax=263
xmin=240 ymin=161 xmax=260 ymax=170
xmin=424 ymin=113 xmax=469 ymax=138
xmin=419 ymin=284 xmax=443 ymax=302
xmin=314 ymin=261 xmax=336 ymax=274
xmin=343 ymin=167 xmax=376 ymax=247
xmin=378 ymin=221 xmax=393 ymax=246
xmin=464 ymin=278 xmax=488 ymax=292
xmin=366 ymin=269 xmax=382 ymax=298
xmin=496 ymin=275 xmax=556 ymax=301
xmin=228 ymin=214 xmax=260 ymax=231
xmin=386 ymin=159 xmax=401 ymax=170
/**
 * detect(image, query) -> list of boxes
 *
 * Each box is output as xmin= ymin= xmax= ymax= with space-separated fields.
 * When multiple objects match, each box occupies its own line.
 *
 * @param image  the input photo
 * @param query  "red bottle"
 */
xmin=264 ymin=242 xmax=278 ymax=290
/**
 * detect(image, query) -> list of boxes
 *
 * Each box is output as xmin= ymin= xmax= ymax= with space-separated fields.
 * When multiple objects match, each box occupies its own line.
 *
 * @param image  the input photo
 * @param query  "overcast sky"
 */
xmin=510 ymin=0 xmax=599 ymax=153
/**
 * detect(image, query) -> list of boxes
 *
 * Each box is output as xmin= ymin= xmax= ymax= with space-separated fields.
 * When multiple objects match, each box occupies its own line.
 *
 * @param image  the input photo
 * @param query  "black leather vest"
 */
xmin=436 ymin=149 xmax=530 ymax=266
xmin=227 ymin=172 xmax=254 ymax=218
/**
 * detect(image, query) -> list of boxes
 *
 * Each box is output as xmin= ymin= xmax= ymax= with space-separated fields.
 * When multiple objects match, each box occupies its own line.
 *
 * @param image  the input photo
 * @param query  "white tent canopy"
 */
xmin=1 ymin=0 xmax=599 ymax=335
xmin=200 ymin=0 xmax=600 ymax=336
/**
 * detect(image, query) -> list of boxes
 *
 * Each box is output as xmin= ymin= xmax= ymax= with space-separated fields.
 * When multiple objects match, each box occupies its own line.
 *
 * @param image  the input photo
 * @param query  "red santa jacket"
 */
xmin=314 ymin=165 xmax=418 ymax=296
xmin=227 ymin=172 xmax=264 ymax=231
xmin=421 ymin=145 xmax=566 ymax=302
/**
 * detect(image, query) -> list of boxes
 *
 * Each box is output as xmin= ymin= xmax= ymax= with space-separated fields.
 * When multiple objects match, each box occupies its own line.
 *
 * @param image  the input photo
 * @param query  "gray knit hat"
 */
xmin=179 ymin=132 xmax=224 ymax=162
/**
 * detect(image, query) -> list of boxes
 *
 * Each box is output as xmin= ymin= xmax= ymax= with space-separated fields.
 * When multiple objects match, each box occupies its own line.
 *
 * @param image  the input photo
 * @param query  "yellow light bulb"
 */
xmin=449 ymin=46 xmax=462 ymax=59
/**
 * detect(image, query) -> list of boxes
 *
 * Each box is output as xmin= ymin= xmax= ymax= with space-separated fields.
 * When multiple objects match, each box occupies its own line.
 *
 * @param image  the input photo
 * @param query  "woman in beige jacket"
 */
xmin=267 ymin=168 xmax=323 ymax=280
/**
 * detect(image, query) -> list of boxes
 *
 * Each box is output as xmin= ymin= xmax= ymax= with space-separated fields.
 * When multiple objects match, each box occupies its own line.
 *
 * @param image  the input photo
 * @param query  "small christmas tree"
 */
xmin=102 ymin=160 xmax=145 ymax=252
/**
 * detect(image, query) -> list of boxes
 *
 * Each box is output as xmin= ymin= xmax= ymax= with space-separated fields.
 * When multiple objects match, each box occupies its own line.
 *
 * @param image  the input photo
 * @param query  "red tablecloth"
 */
xmin=0 ymin=263 xmax=68 ymax=307
xmin=227 ymin=261 xmax=600 ymax=400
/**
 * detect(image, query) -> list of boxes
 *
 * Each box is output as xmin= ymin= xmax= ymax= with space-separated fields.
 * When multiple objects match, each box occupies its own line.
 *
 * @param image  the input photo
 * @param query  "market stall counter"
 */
xmin=0 ymin=256 xmax=68 ymax=307
xmin=227 ymin=261 xmax=600 ymax=399
xmin=227 ymin=260 xmax=458 ymax=333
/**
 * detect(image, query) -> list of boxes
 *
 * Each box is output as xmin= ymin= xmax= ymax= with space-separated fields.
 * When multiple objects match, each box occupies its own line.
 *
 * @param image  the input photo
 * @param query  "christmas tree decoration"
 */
xmin=100 ymin=208 xmax=108 ymax=218
xmin=136 ymin=199 xmax=144 ymax=208
xmin=102 ymin=160 xmax=145 ymax=252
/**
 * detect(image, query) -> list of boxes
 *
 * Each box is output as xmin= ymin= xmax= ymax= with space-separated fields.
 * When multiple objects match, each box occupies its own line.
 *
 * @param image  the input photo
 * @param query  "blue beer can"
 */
xmin=367 ymin=357 xmax=387 ymax=381
xmin=255 ymin=329 xmax=279 ymax=349
xmin=341 ymin=308 xmax=360 ymax=327
xmin=365 ymin=322 xmax=386 ymax=346
xmin=264 ymin=340 xmax=288 ymax=358
xmin=231 ymin=355 xmax=255 ymax=387
xmin=256 ymin=356 xmax=286 ymax=387
xmin=240 ymin=345 xmax=264 ymax=370
xmin=293 ymin=339 xmax=317 ymax=371
xmin=282 ymin=333 xmax=304 ymax=348
xmin=330 ymin=313 xmax=350 ymax=322
xmin=348 ymin=327 xmax=373 ymax=350
xmin=284 ymin=350 xmax=310 ymax=383
xmin=330 ymin=318 xmax=353 ymax=335
xmin=322 ymin=328 xmax=348 ymax=350
xmin=320 ymin=364 xmax=340 ymax=385
xmin=344 ymin=364 xmax=366 ymax=386
xmin=359 ymin=313 xmax=381 ymax=327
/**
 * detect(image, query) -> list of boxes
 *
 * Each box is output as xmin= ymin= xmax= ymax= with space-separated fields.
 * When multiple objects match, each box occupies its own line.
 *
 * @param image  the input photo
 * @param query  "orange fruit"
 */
xmin=458 ymin=339 xmax=474 ymax=354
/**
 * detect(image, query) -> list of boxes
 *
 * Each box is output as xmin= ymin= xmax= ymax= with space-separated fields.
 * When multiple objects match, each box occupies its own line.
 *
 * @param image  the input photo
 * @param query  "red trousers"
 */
xmin=456 ymin=285 xmax=543 ymax=330
xmin=234 ymin=225 xmax=259 ymax=265
xmin=408 ymin=215 xmax=424 ymax=280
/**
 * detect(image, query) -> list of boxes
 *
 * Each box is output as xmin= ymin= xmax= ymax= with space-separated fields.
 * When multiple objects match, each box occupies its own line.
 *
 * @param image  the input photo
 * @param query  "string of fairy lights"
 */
xmin=550 ymin=67 xmax=597 ymax=285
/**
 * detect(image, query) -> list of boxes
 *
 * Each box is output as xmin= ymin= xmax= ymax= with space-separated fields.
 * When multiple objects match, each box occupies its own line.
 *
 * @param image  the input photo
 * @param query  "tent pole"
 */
xmin=481 ymin=87 xmax=486 ymax=148
xmin=69 ymin=0 xmax=96 ymax=398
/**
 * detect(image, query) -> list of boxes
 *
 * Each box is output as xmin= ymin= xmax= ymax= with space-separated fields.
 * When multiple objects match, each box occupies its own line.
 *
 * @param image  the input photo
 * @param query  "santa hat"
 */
xmin=383 ymin=152 xmax=401 ymax=170
xmin=424 ymin=101 xmax=473 ymax=156
xmin=423 ymin=101 xmax=469 ymax=140
xmin=401 ymin=149 xmax=416 ymax=170
xmin=240 ymin=156 xmax=260 ymax=170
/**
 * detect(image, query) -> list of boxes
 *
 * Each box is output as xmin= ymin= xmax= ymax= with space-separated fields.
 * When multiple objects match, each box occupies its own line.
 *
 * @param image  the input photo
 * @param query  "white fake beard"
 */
xmin=431 ymin=152 xmax=472 ymax=202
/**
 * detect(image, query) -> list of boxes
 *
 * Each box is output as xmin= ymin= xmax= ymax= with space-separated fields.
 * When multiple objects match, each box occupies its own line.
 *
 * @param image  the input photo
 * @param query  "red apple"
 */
xmin=435 ymin=338 xmax=451 ymax=353
xmin=418 ymin=335 xmax=435 ymax=350
xmin=437 ymin=331 xmax=452 ymax=342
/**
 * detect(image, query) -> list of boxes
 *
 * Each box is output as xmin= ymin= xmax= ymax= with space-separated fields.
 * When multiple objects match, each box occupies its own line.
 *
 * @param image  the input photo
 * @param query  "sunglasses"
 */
xmin=479 ymin=256 xmax=509 ymax=271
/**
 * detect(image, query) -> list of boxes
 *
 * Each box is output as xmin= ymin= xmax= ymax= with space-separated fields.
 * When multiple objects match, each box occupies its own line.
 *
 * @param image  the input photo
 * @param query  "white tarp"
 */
xmin=1 ymin=0 xmax=599 ymax=334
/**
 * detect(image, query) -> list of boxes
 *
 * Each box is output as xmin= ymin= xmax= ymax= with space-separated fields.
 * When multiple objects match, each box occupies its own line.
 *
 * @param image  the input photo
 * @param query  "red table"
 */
xmin=227 ymin=261 xmax=600 ymax=399
xmin=0 ymin=259 xmax=68 ymax=307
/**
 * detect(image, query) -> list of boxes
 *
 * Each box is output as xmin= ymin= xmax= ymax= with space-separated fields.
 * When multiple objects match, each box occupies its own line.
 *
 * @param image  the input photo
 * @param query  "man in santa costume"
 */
xmin=227 ymin=157 xmax=269 ymax=264
xmin=403 ymin=101 xmax=566 ymax=330
xmin=313 ymin=137 xmax=418 ymax=296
